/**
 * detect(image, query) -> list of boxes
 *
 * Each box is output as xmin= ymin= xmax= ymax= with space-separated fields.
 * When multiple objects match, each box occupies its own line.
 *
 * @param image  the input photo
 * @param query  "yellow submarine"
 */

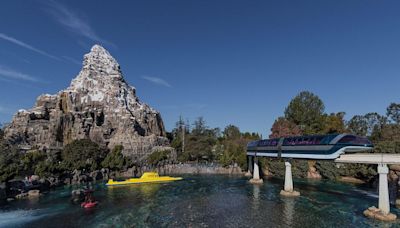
xmin=106 ymin=172 xmax=183 ymax=186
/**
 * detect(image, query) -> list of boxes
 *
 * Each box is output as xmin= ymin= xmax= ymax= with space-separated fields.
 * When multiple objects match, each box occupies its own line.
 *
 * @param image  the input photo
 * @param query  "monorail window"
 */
xmin=283 ymin=138 xmax=294 ymax=146
xmin=320 ymin=135 xmax=338 ymax=144
xmin=338 ymin=135 xmax=371 ymax=145
xmin=270 ymin=139 xmax=279 ymax=146
xmin=283 ymin=136 xmax=326 ymax=145
xmin=258 ymin=140 xmax=269 ymax=146
xmin=247 ymin=141 xmax=259 ymax=147
xmin=338 ymin=135 xmax=355 ymax=143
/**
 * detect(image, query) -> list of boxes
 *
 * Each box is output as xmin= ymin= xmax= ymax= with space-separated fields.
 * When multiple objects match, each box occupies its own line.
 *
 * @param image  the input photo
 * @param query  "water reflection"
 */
xmin=282 ymin=197 xmax=295 ymax=227
xmin=106 ymin=183 xmax=161 ymax=199
xmin=252 ymin=184 xmax=260 ymax=210
xmin=3 ymin=176 xmax=400 ymax=227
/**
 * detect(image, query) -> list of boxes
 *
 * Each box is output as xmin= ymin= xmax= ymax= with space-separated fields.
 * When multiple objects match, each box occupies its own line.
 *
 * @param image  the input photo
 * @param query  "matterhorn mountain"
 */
xmin=4 ymin=44 xmax=171 ymax=159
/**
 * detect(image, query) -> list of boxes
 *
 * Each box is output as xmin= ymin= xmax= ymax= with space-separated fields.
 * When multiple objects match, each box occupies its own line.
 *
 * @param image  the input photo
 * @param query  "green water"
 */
xmin=0 ymin=175 xmax=399 ymax=228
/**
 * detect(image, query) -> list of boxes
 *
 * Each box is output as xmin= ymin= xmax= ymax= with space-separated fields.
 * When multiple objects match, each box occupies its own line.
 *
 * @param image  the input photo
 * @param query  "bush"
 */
xmin=263 ymin=158 xmax=308 ymax=178
xmin=101 ymin=145 xmax=130 ymax=170
xmin=315 ymin=161 xmax=340 ymax=180
xmin=0 ymin=143 xmax=22 ymax=182
xmin=315 ymin=161 xmax=377 ymax=181
xmin=218 ymin=142 xmax=246 ymax=168
xmin=20 ymin=150 xmax=47 ymax=176
xmin=147 ymin=149 xmax=171 ymax=165
xmin=61 ymin=139 xmax=108 ymax=171
xmin=34 ymin=160 xmax=61 ymax=177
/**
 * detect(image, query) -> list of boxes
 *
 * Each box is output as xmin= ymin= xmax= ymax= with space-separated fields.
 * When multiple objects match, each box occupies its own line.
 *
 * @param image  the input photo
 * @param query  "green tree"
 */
xmin=347 ymin=115 xmax=368 ymax=136
xmin=379 ymin=124 xmax=400 ymax=142
xmin=171 ymin=116 xmax=190 ymax=159
xmin=223 ymin=125 xmax=241 ymax=140
xmin=284 ymin=91 xmax=325 ymax=134
xmin=192 ymin=117 xmax=207 ymax=136
xmin=218 ymin=125 xmax=260 ymax=168
xmin=348 ymin=113 xmax=387 ymax=139
xmin=323 ymin=112 xmax=346 ymax=134
xmin=387 ymin=103 xmax=400 ymax=124
xmin=61 ymin=139 xmax=108 ymax=171
xmin=0 ymin=143 xmax=22 ymax=182
xmin=364 ymin=112 xmax=387 ymax=140
xmin=185 ymin=134 xmax=216 ymax=161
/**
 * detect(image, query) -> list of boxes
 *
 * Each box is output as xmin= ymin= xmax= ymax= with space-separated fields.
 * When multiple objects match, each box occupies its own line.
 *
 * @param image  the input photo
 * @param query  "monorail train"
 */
xmin=246 ymin=134 xmax=373 ymax=160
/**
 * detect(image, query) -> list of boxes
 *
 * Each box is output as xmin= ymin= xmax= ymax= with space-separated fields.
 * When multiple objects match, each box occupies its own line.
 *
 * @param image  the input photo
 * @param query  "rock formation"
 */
xmin=4 ymin=44 xmax=171 ymax=159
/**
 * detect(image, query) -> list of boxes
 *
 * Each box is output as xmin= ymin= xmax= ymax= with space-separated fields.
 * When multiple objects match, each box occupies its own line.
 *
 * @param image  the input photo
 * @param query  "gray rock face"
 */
xmin=4 ymin=45 xmax=170 ymax=159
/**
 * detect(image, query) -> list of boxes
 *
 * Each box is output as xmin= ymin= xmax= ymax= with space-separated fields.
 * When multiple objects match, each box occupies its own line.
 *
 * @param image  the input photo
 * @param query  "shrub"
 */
xmin=263 ymin=158 xmax=308 ymax=178
xmin=61 ymin=139 xmax=108 ymax=171
xmin=101 ymin=145 xmax=130 ymax=170
xmin=147 ymin=149 xmax=171 ymax=165
xmin=0 ymin=143 xmax=22 ymax=182
xmin=20 ymin=150 xmax=47 ymax=176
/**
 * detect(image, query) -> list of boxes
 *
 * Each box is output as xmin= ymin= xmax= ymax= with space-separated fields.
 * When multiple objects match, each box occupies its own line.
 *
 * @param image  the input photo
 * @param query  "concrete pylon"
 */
xmin=378 ymin=164 xmax=390 ymax=214
xmin=249 ymin=156 xmax=263 ymax=184
xmin=284 ymin=162 xmax=293 ymax=192
xmin=363 ymin=163 xmax=396 ymax=221
xmin=280 ymin=161 xmax=300 ymax=197
xmin=245 ymin=156 xmax=253 ymax=177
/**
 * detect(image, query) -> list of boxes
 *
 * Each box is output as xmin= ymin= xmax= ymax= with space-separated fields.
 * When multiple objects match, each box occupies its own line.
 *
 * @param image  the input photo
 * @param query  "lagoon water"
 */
xmin=0 ymin=175 xmax=399 ymax=228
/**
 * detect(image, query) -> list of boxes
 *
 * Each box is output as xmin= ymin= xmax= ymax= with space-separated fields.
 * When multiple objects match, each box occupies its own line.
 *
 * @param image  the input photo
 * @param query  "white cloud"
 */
xmin=141 ymin=76 xmax=172 ymax=88
xmin=0 ymin=65 xmax=39 ymax=82
xmin=62 ymin=55 xmax=81 ymax=65
xmin=44 ymin=0 xmax=114 ymax=47
xmin=0 ymin=33 xmax=60 ymax=60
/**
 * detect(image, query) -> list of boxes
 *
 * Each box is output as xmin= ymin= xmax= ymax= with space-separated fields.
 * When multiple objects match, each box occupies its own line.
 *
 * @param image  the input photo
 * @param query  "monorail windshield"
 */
xmin=337 ymin=135 xmax=371 ymax=145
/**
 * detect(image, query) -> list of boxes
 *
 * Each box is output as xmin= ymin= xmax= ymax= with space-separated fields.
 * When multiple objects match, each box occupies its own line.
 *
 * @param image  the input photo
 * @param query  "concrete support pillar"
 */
xmin=280 ymin=161 xmax=300 ymax=197
xmin=253 ymin=157 xmax=260 ymax=180
xmin=245 ymin=156 xmax=253 ymax=177
xmin=378 ymin=164 xmax=390 ymax=215
xmin=249 ymin=156 xmax=263 ymax=184
xmin=284 ymin=162 xmax=293 ymax=192
xmin=363 ymin=163 xmax=396 ymax=221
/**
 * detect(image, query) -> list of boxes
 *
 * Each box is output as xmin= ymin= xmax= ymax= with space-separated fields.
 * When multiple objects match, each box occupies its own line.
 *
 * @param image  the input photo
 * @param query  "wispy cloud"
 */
xmin=142 ymin=76 xmax=172 ymax=88
xmin=0 ymin=33 xmax=60 ymax=60
xmin=44 ymin=0 xmax=114 ymax=47
xmin=0 ymin=65 xmax=39 ymax=82
xmin=62 ymin=55 xmax=81 ymax=65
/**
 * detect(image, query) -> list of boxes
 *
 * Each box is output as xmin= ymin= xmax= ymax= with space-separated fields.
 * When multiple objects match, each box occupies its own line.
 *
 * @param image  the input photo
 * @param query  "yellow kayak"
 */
xmin=106 ymin=172 xmax=183 ymax=186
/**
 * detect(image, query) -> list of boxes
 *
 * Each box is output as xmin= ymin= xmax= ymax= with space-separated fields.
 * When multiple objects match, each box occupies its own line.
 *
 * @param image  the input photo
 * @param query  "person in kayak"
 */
xmin=83 ymin=189 xmax=95 ymax=203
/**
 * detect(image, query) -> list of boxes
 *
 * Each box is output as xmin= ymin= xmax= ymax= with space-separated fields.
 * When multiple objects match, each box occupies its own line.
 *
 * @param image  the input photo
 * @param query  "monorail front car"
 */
xmin=246 ymin=134 xmax=373 ymax=160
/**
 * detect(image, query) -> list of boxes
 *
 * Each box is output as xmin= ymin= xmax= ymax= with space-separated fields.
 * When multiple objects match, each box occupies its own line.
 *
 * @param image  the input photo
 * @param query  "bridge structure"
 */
xmin=246 ymin=134 xmax=400 ymax=221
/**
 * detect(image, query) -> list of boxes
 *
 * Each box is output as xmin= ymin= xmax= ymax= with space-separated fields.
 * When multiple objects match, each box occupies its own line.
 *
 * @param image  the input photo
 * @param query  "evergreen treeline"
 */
xmin=169 ymin=116 xmax=260 ymax=168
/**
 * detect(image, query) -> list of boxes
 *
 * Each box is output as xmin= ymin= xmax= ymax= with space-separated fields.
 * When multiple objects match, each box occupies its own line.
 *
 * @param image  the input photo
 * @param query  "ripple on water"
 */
xmin=0 ymin=208 xmax=56 ymax=228
xmin=1 ymin=175 xmax=400 ymax=228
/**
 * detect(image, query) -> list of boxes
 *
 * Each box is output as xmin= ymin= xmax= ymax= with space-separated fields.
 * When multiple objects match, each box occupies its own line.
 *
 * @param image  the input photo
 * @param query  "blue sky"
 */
xmin=0 ymin=0 xmax=399 ymax=136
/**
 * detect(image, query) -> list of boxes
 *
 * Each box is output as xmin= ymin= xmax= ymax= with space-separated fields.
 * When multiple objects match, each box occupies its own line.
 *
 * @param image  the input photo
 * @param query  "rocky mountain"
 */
xmin=4 ymin=45 xmax=171 ymax=159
